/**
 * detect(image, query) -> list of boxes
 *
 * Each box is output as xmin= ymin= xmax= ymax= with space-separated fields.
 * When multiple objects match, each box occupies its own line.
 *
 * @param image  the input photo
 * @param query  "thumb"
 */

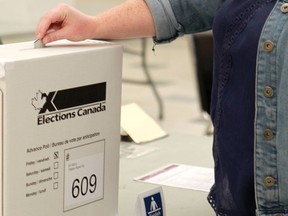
xmin=42 ymin=28 xmax=68 ymax=44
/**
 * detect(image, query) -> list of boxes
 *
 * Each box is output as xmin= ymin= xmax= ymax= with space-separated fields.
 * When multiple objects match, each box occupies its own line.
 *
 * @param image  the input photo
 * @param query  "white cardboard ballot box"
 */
xmin=0 ymin=40 xmax=122 ymax=216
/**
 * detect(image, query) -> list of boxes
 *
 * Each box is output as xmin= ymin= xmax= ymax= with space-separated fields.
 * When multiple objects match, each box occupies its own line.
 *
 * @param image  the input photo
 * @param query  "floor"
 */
xmin=121 ymin=37 xmax=210 ymax=134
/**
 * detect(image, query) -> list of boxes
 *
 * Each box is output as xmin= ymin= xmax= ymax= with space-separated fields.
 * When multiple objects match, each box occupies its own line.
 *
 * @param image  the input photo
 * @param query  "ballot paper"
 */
xmin=34 ymin=39 xmax=45 ymax=48
xmin=134 ymin=163 xmax=214 ymax=192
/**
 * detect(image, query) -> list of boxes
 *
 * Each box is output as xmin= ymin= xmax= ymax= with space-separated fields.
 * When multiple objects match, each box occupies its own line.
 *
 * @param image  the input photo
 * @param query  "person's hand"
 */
xmin=35 ymin=0 xmax=156 ymax=44
xmin=35 ymin=4 xmax=95 ymax=44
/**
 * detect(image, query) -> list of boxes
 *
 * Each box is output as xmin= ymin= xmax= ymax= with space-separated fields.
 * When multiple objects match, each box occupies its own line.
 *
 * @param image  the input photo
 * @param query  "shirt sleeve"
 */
xmin=145 ymin=0 xmax=225 ymax=44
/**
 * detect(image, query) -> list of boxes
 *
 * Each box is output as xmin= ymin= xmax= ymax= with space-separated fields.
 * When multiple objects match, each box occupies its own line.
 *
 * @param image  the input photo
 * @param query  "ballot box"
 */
xmin=0 ymin=40 xmax=122 ymax=216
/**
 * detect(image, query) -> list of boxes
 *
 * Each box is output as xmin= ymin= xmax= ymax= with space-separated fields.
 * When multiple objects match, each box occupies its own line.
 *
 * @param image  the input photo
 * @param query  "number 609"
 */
xmin=72 ymin=174 xmax=97 ymax=198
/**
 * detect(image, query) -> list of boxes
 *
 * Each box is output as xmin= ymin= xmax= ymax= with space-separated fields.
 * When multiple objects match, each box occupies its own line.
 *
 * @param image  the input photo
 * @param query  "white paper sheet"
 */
xmin=134 ymin=163 xmax=214 ymax=192
xmin=121 ymin=103 xmax=168 ymax=143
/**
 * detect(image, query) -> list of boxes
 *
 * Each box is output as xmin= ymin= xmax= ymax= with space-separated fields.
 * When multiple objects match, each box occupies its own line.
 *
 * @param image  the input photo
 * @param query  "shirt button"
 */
xmin=263 ymin=86 xmax=274 ymax=98
xmin=263 ymin=129 xmax=274 ymax=140
xmin=281 ymin=3 xmax=288 ymax=13
xmin=264 ymin=176 xmax=276 ymax=187
xmin=264 ymin=40 xmax=274 ymax=52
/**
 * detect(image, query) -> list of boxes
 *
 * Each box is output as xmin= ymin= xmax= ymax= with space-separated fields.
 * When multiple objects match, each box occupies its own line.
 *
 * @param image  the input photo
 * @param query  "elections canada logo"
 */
xmin=31 ymin=83 xmax=106 ymax=125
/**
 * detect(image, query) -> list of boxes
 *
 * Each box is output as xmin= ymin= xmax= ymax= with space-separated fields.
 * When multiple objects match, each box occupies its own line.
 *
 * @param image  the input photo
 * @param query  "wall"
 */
xmin=0 ymin=0 xmax=74 ymax=36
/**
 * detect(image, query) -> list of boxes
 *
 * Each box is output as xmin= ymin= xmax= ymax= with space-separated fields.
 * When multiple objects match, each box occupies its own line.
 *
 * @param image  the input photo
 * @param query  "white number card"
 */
xmin=64 ymin=140 xmax=105 ymax=211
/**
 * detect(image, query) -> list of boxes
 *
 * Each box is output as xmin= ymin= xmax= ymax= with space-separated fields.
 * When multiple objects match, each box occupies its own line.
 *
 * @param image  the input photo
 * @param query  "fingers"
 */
xmin=41 ymin=29 xmax=63 ymax=44
xmin=35 ymin=3 xmax=95 ymax=44
xmin=35 ymin=3 xmax=70 ymax=43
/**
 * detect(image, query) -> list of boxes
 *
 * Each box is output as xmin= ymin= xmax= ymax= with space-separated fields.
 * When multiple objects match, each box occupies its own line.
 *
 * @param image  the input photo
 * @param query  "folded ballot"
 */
xmin=0 ymin=40 xmax=122 ymax=216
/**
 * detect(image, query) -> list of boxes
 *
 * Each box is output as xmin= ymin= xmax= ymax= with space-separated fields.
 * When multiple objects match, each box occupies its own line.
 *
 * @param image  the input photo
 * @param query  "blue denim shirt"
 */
xmin=145 ymin=0 xmax=288 ymax=215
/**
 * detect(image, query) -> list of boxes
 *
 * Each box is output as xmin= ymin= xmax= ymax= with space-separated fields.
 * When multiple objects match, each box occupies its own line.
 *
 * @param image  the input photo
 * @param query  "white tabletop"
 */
xmin=118 ymin=133 xmax=215 ymax=216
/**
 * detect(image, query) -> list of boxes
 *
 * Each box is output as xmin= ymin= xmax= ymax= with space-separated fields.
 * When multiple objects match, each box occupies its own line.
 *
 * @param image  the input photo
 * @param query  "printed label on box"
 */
xmin=64 ymin=141 xmax=105 ymax=211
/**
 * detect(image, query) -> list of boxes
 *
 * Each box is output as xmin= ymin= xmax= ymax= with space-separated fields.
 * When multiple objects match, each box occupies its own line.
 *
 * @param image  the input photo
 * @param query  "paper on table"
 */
xmin=134 ymin=163 xmax=214 ymax=192
xmin=121 ymin=103 xmax=168 ymax=143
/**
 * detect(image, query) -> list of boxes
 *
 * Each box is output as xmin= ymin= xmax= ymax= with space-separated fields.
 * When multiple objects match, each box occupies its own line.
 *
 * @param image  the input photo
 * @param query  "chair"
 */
xmin=122 ymin=38 xmax=164 ymax=120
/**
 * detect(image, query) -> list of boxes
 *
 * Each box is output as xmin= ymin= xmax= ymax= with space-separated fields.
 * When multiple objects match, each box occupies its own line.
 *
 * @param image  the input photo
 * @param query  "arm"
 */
xmin=36 ymin=0 xmax=225 ymax=44
xmin=35 ymin=0 xmax=156 ymax=44
xmin=146 ymin=0 xmax=225 ymax=44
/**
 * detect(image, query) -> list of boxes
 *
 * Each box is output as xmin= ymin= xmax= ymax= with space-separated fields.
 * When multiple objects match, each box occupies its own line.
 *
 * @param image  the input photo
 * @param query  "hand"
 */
xmin=35 ymin=0 xmax=156 ymax=44
xmin=35 ymin=4 xmax=95 ymax=44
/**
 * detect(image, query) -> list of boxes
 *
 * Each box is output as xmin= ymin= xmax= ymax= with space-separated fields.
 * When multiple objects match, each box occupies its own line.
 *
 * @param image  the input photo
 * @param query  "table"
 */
xmin=118 ymin=133 xmax=215 ymax=216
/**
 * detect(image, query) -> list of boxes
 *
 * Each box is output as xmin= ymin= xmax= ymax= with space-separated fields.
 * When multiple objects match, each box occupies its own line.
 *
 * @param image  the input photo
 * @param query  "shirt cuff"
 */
xmin=145 ymin=0 xmax=184 ymax=44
